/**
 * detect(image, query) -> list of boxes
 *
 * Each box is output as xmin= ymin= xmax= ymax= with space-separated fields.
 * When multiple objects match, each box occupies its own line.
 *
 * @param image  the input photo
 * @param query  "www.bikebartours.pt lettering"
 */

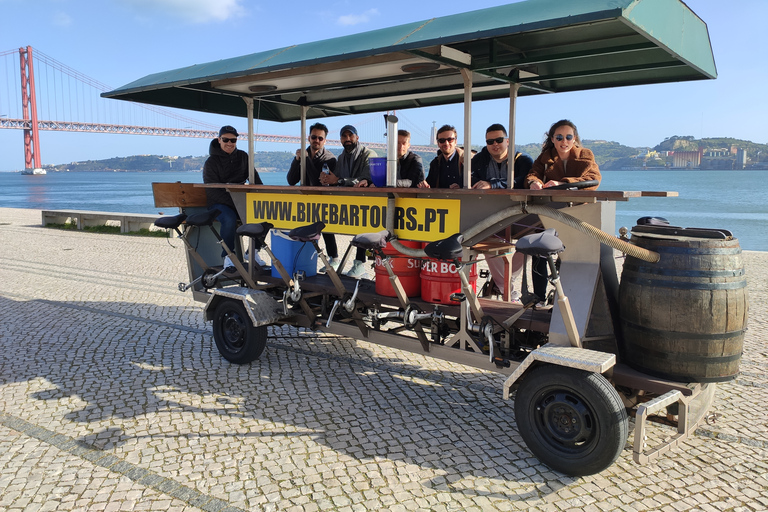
xmin=252 ymin=199 xmax=450 ymax=233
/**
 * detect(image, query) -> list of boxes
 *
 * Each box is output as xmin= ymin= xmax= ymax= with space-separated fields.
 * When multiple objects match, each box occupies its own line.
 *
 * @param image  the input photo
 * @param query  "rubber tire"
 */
xmin=212 ymin=299 xmax=267 ymax=364
xmin=514 ymin=364 xmax=628 ymax=476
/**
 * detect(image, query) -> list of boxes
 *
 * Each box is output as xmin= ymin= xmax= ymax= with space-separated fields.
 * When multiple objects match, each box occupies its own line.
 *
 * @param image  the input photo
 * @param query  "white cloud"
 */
xmin=118 ymin=0 xmax=246 ymax=24
xmin=52 ymin=11 xmax=73 ymax=27
xmin=337 ymin=8 xmax=379 ymax=27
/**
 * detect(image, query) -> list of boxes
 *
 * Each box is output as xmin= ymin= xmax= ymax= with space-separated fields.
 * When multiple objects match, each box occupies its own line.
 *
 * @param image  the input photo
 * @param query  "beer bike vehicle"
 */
xmin=109 ymin=0 xmax=747 ymax=476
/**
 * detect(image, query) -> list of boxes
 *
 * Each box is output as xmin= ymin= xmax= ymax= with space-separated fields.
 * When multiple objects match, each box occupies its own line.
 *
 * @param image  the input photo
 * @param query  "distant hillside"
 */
xmin=44 ymin=152 xmax=296 ymax=173
xmin=42 ymin=137 xmax=768 ymax=173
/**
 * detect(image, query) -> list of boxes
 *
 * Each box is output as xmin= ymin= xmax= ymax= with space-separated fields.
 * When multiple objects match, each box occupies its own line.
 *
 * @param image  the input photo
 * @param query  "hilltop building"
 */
xmin=673 ymin=149 xmax=702 ymax=168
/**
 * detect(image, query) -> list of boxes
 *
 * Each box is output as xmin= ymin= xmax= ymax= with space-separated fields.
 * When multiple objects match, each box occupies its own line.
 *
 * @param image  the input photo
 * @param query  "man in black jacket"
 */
xmin=286 ymin=122 xmax=337 ymax=187
xmin=395 ymin=129 xmax=425 ymax=188
xmin=203 ymin=125 xmax=263 ymax=269
xmin=420 ymin=124 xmax=463 ymax=189
xmin=471 ymin=123 xmax=547 ymax=303
xmin=471 ymin=123 xmax=533 ymax=190
xmin=286 ymin=123 xmax=340 ymax=271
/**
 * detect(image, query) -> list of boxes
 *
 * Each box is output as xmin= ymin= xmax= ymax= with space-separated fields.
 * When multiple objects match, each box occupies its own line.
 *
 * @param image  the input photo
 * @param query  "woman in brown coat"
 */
xmin=526 ymin=120 xmax=601 ymax=190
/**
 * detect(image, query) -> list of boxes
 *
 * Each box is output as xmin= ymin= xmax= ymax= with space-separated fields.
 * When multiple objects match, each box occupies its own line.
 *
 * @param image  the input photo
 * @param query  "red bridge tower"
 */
xmin=20 ymin=46 xmax=42 ymax=172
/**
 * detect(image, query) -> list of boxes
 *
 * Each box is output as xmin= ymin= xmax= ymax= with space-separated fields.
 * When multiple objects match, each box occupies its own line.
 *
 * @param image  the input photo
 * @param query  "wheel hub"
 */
xmin=222 ymin=311 xmax=246 ymax=347
xmin=538 ymin=391 xmax=593 ymax=445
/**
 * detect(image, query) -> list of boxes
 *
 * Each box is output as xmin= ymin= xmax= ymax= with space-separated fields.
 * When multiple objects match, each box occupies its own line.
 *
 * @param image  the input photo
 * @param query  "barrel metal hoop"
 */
xmin=621 ymin=320 xmax=747 ymax=341
xmin=621 ymin=274 xmax=747 ymax=290
xmin=646 ymin=246 xmax=742 ymax=255
xmin=623 ymin=265 xmax=745 ymax=279
xmin=623 ymin=346 xmax=743 ymax=365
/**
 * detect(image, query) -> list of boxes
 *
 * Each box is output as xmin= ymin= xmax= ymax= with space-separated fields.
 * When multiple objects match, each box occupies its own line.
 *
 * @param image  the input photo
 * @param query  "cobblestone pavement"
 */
xmin=1 ymin=207 xmax=766 ymax=511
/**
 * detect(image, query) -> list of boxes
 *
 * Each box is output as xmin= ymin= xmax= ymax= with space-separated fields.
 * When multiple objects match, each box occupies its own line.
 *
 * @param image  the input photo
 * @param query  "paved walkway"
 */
xmin=1 ymin=207 xmax=766 ymax=512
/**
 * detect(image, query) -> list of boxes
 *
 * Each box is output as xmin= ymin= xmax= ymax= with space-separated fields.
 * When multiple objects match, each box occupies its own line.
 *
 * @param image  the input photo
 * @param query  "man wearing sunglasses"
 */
xmin=286 ymin=122 xmax=337 ymax=187
xmin=420 ymin=124 xmax=464 ymax=189
xmin=286 ymin=122 xmax=340 ymax=271
xmin=203 ymin=125 xmax=264 ymax=270
xmin=469 ymin=124 xmax=534 ymax=302
xmin=471 ymin=123 xmax=533 ymax=190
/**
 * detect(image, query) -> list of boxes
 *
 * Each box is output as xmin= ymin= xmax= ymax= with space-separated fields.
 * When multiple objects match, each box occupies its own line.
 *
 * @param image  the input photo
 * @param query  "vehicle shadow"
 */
xmin=0 ymin=295 xmax=581 ymax=501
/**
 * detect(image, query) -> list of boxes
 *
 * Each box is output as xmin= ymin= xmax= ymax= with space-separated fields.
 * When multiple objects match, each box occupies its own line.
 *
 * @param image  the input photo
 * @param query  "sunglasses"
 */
xmin=220 ymin=137 xmax=238 ymax=143
xmin=554 ymin=134 xmax=574 ymax=142
xmin=437 ymin=137 xmax=456 ymax=144
xmin=486 ymin=137 xmax=505 ymax=145
xmin=310 ymin=135 xmax=325 ymax=141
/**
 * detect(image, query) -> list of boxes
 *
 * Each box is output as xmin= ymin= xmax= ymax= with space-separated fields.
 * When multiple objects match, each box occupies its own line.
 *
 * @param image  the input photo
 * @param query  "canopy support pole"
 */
xmin=243 ymin=96 xmax=256 ymax=279
xmin=300 ymin=105 xmax=308 ymax=185
xmin=461 ymin=68 xmax=472 ymax=189
xmin=386 ymin=114 xmax=398 ymax=187
xmin=508 ymin=77 xmax=520 ymax=187
xmin=244 ymin=97 xmax=255 ymax=184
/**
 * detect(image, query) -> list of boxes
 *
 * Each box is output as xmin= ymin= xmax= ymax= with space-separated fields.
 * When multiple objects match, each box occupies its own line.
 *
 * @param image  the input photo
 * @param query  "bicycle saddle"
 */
xmin=424 ymin=233 xmax=464 ymax=260
xmin=288 ymin=221 xmax=325 ymax=242
xmin=351 ymin=231 xmax=389 ymax=251
xmin=154 ymin=213 xmax=187 ymax=229
xmin=184 ymin=209 xmax=221 ymax=227
xmin=515 ymin=228 xmax=564 ymax=257
xmin=237 ymin=222 xmax=274 ymax=239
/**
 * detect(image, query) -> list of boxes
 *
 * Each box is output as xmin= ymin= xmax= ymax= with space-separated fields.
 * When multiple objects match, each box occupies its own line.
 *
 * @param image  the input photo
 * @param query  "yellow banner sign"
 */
xmin=246 ymin=193 xmax=460 ymax=242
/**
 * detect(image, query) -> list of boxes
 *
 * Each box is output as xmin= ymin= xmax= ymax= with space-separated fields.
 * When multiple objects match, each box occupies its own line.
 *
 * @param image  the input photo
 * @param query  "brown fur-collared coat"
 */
xmin=525 ymin=146 xmax=601 ymax=190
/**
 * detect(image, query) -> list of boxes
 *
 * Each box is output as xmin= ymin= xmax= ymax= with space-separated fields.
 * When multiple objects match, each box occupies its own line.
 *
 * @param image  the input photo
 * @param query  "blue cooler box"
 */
xmin=369 ymin=157 xmax=386 ymax=187
xmin=271 ymin=231 xmax=318 ymax=278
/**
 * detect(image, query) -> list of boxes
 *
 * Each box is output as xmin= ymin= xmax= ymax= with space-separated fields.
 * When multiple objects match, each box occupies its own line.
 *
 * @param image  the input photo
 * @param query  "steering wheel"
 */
xmin=544 ymin=180 xmax=599 ymax=190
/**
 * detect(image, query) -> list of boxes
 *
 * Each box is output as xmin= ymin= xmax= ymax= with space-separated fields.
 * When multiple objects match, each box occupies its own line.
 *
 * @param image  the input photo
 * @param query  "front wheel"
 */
xmin=514 ymin=365 xmax=628 ymax=476
xmin=212 ymin=299 xmax=267 ymax=364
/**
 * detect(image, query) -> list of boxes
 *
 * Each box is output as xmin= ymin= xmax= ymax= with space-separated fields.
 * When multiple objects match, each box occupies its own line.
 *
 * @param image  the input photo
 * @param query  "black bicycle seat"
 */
xmin=424 ymin=233 xmax=464 ymax=260
xmin=154 ymin=213 xmax=187 ymax=229
xmin=351 ymin=231 xmax=389 ymax=251
xmin=237 ymin=222 xmax=274 ymax=239
xmin=288 ymin=221 xmax=325 ymax=242
xmin=185 ymin=209 xmax=221 ymax=227
xmin=516 ymin=228 xmax=564 ymax=257
xmin=636 ymin=216 xmax=672 ymax=226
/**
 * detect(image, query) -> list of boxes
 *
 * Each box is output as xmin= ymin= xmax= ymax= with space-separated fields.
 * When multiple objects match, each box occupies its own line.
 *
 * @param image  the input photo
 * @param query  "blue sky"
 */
xmin=0 ymin=0 xmax=765 ymax=171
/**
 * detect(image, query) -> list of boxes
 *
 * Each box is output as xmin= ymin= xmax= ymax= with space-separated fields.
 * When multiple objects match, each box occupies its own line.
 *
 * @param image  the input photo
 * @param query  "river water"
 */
xmin=2 ymin=169 xmax=766 ymax=251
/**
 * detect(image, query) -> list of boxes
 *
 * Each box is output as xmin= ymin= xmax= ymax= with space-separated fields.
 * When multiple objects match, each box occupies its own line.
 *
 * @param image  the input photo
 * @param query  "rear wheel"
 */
xmin=514 ymin=364 xmax=628 ymax=476
xmin=212 ymin=299 xmax=267 ymax=364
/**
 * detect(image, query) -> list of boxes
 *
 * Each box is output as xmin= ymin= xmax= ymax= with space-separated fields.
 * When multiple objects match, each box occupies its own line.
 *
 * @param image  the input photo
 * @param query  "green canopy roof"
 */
xmin=103 ymin=0 xmax=716 ymax=122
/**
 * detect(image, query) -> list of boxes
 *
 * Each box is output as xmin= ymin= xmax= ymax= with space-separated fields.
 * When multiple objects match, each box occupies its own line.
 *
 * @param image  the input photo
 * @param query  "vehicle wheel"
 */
xmin=514 ymin=364 xmax=628 ymax=476
xmin=212 ymin=299 xmax=267 ymax=364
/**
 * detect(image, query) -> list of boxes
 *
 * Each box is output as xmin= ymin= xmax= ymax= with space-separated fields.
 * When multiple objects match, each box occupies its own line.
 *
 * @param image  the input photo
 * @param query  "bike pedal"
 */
xmin=493 ymin=357 xmax=511 ymax=369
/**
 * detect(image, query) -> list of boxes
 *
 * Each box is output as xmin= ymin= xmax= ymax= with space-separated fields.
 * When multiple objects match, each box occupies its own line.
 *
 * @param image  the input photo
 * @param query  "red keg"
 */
xmin=420 ymin=253 xmax=477 ymax=304
xmin=374 ymin=240 xmax=422 ymax=297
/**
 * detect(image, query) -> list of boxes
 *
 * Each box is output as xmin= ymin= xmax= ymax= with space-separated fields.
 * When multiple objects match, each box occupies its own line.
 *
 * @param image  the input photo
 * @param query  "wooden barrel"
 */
xmin=618 ymin=234 xmax=748 ymax=383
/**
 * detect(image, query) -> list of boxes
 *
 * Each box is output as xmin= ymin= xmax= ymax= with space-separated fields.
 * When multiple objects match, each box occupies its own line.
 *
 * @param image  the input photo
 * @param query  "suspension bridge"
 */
xmin=0 ymin=46 xmax=436 ymax=172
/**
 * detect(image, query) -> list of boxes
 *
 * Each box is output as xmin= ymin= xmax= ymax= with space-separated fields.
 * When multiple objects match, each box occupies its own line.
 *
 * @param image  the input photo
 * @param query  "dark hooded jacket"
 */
xmin=471 ymin=147 xmax=533 ymax=189
xmin=397 ymin=151 xmax=425 ymax=188
xmin=286 ymin=147 xmax=337 ymax=187
xmin=334 ymin=142 xmax=375 ymax=186
xmin=202 ymin=138 xmax=262 ymax=210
